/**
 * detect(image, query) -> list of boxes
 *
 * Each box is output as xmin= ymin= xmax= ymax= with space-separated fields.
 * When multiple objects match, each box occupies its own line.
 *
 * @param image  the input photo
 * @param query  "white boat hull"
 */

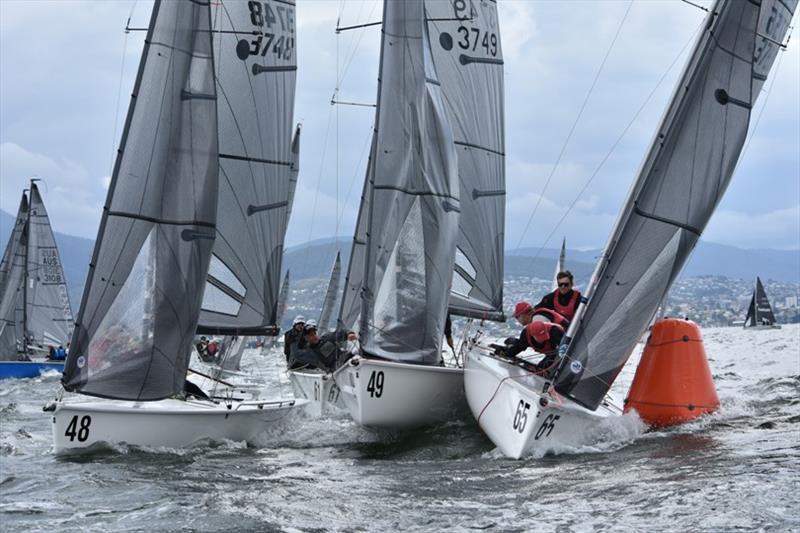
xmin=334 ymin=357 xmax=466 ymax=429
xmin=288 ymin=369 xmax=343 ymax=417
xmin=464 ymin=343 xmax=615 ymax=459
xmin=50 ymin=397 xmax=307 ymax=454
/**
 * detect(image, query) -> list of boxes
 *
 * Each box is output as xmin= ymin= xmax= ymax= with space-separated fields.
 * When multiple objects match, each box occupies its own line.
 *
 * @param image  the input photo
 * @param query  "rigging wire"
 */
xmin=522 ymin=15 xmax=706 ymax=267
xmin=108 ymin=1 xmax=139 ymax=176
xmin=513 ymin=0 xmax=634 ymax=252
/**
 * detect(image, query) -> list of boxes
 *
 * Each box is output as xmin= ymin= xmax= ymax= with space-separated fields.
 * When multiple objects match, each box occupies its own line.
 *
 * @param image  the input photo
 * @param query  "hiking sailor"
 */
xmin=289 ymin=320 xmax=357 ymax=372
xmin=535 ymin=270 xmax=581 ymax=322
xmin=497 ymin=318 xmax=564 ymax=374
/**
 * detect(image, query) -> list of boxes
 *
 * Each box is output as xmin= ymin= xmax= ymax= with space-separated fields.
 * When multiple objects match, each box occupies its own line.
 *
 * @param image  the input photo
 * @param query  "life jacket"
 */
xmin=524 ymin=321 xmax=564 ymax=353
xmin=552 ymin=289 xmax=580 ymax=321
xmin=531 ymin=307 xmax=570 ymax=329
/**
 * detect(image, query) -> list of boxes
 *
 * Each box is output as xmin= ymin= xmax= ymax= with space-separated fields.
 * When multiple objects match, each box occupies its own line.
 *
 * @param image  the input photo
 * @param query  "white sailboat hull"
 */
xmin=50 ymin=397 xmax=308 ymax=454
xmin=333 ymin=357 xmax=466 ymax=429
xmin=464 ymin=344 xmax=614 ymax=459
xmin=288 ymin=369 xmax=343 ymax=417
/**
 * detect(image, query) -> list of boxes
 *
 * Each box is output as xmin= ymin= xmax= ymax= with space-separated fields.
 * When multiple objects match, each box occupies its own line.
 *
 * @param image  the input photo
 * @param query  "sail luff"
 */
xmin=0 ymin=192 xmax=29 ymax=358
xmin=554 ymin=0 xmax=796 ymax=411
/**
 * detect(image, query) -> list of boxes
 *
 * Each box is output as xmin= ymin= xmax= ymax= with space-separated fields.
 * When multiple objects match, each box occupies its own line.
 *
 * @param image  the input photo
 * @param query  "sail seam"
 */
xmin=219 ymin=153 xmax=292 ymax=167
xmin=106 ymin=211 xmax=216 ymax=229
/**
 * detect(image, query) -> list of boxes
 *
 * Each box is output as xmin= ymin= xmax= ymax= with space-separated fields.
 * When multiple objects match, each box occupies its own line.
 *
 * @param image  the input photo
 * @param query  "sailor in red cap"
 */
xmin=499 ymin=305 xmax=565 ymax=372
xmin=512 ymin=301 xmax=534 ymax=326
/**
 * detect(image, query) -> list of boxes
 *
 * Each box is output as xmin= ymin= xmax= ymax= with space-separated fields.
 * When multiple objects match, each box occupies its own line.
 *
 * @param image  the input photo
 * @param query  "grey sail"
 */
xmin=359 ymin=0 xmax=460 ymax=364
xmin=286 ymin=123 xmax=301 ymax=227
xmin=197 ymin=0 xmax=298 ymax=335
xmin=337 ymin=148 xmax=373 ymax=332
xmin=0 ymin=193 xmax=28 ymax=358
xmin=553 ymin=238 xmax=566 ymax=290
xmin=276 ymin=269 xmax=290 ymax=328
xmin=24 ymin=182 xmax=74 ymax=349
xmin=62 ymin=0 xmax=218 ymax=401
xmin=426 ymin=0 xmax=505 ymax=321
xmin=745 ymin=276 xmax=777 ymax=326
xmin=554 ymin=0 xmax=796 ymax=411
xmin=318 ymin=251 xmax=341 ymax=332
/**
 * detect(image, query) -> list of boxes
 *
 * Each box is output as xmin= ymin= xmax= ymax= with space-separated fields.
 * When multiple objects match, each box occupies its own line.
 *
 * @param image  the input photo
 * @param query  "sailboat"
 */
xmin=464 ymin=0 xmax=796 ymax=458
xmin=553 ymin=238 xmax=566 ymax=290
xmin=49 ymin=0 xmax=306 ymax=453
xmin=288 ymin=251 xmax=343 ymax=416
xmin=0 ymin=182 xmax=74 ymax=379
xmin=743 ymin=276 xmax=781 ymax=329
xmin=333 ymin=0 xmax=505 ymax=428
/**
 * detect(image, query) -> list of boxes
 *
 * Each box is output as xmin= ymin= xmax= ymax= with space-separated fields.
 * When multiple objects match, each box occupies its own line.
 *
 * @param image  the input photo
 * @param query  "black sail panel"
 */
xmin=62 ymin=0 xmax=218 ymax=401
xmin=0 ymin=193 xmax=28 ymax=358
xmin=25 ymin=183 xmax=74 ymax=350
xmin=197 ymin=0 xmax=297 ymax=335
xmin=555 ymin=0 xmax=796 ymax=410
xmin=359 ymin=0 xmax=460 ymax=364
xmin=426 ymin=0 xmax=506 ymax=321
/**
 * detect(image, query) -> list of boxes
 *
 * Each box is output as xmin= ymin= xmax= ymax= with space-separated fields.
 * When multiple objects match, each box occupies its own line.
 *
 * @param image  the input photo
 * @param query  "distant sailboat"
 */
xmin=553 ymin=238 xmax=566 ymax=290
xmin=744 ymin=276 xmax=780 ymax=329
xmin=0 ymin=181 xmax=73 ymax=379
xmin=333 ymin=0 xmax=505 ymax=429
xmin=464 ymin=0 xmax=796 ymax=458
xmin=50 ymin=0 xmax=306 ymax=453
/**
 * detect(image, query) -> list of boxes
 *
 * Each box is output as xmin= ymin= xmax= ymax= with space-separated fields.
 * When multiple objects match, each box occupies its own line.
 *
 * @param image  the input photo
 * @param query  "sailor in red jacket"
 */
xmin=535 ymin=270 xmax=582 ymax=322
xmin=502 ymin=320 xmax=564 ymax=372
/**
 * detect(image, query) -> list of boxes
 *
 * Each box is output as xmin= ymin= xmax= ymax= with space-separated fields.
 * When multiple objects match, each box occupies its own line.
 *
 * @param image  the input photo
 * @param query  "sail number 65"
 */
xmin=534 ymin=414 xmax=560 ymax=440
xmin=512 ymin=400 xmax=531 ymax=433
xmin=65 ymin=415 xmax=92 ymax=442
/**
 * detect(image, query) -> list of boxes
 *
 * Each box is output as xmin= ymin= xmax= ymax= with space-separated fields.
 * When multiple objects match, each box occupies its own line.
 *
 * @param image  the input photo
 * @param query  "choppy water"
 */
xmin=1 ymin=325 xmax=798 ymax=532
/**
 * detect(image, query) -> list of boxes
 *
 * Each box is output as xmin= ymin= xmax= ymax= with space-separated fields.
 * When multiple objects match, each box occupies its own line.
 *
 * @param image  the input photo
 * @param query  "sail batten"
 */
xmin=554 ymin=0 xmax=797 ymax=411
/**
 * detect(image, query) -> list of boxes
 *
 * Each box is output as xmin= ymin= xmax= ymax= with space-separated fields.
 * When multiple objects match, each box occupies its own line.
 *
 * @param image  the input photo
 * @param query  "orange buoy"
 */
xmin=624 ymin=318 xmax=719 ymax=427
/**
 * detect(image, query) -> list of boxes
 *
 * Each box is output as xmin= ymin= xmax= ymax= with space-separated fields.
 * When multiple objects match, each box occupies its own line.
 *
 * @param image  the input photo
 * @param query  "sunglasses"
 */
xmin=558 ymin=282 xmax=571 ymax=287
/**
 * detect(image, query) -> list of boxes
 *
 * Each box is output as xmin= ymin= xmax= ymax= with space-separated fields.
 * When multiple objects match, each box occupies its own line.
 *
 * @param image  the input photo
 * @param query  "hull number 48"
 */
xmin=65 ymin=415 xmax=92 ymax=442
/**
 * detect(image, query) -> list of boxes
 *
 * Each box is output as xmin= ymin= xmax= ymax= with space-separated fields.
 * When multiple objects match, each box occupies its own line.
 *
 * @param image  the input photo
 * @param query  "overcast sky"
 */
xmin=1 ymin=0 xmax=798 ymax=252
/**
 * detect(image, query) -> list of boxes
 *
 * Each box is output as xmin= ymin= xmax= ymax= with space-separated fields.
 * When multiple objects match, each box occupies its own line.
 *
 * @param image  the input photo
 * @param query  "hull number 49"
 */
xmin=367 ymin=370 xmax=384 ymax=398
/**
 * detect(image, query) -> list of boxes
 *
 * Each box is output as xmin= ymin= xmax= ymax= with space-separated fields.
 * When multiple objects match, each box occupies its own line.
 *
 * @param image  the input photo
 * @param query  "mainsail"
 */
xmin=197 ymin=0 xmax=298 ymax=335
xmin=426 ymin=0 xmax=506 ymax=321
xmin=62 ymin=0 xmax=218 ymax=400
xmin=554 ymin=0 xmax=797 ymax=411
xmin=358 ymin=0 xmax=460 ymax=364
xmin=25 ymin=182 xmax=74 ymax=348
xmin=744 ymin=276 xmax=777 ymax=327
xmin=318 ymin=251 xmax=341 ymax=332
xmin=0 ymin=193 xmax=29 ymax=358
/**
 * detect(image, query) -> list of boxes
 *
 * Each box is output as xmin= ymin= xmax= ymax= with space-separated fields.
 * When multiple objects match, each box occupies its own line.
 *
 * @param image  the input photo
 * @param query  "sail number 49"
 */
xmin=367 ymin=371 xmax=384 ymax=398
xmin=65 ymin=415 xmax=92 ymax=442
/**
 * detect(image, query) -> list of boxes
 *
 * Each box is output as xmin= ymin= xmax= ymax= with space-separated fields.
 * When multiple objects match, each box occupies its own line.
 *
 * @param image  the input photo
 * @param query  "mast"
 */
xmin=21 ymin=183 xmax=32 ymax=353
xmin=553 ymin=0 xmax=797 ymax=410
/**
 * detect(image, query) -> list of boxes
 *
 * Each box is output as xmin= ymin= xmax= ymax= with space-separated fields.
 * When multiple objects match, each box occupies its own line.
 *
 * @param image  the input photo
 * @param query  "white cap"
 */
xmin=293 ymin=315 xmax=306 ymax=325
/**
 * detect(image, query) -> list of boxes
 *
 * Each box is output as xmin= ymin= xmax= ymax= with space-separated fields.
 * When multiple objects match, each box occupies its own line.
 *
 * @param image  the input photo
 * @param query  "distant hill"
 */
xmin=2 ymin=210 xmax=798 ymax=315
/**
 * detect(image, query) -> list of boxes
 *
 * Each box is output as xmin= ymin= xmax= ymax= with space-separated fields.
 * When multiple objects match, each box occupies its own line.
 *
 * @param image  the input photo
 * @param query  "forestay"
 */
xmin=426 ymin=0 xmax=505 ymax=321
xmin=62 ymin=0 xmax=218 ymax=401
xmin=359 ymin=0 xmax=460 ymax=365
xmin=555 ymin=0 xmax=797 ymax=410
xmin=198 ymin=0 xmax=298 ymax=335
xmin=0 ymin=194 xmax=28 ymax=358
xmin=318 ymin=251 xmax=341 ymax=332
xmin=25 ymin=183 xmax=73 ymax=348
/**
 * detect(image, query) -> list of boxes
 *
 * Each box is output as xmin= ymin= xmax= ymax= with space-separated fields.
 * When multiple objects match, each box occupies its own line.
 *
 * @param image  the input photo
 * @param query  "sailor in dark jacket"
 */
xmin=535 ymin=270 xmax=582 ymax=322
xmin=283 ymin=315 xmax=306 ymax=361
xmin=289 ymin=321 xmax=357 ymax=372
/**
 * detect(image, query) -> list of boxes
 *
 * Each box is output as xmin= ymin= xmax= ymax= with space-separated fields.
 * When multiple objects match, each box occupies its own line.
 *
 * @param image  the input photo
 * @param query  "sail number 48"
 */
xmin=65 ymin=415 xmax=91 ymax=442
xmin=367 ymin=371 xmax=384 ymax=398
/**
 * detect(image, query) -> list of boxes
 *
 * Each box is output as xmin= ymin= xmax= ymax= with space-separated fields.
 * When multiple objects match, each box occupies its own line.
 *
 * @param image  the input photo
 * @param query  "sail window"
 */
xmin=207 ymin=254 xmax=246 ymax=298
xmin=451 ymin=271 xmax=473 ymax=298
xmin=201 ymin=283 xmax=242 ymax=317
xmin=454 ymin=247 xmax=477 ymax=280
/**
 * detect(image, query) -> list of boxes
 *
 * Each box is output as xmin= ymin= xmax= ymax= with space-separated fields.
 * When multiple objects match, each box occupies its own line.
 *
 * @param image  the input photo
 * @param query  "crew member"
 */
xmin=283 ymin=315 xmax=305 ymax=361
xmin=499 ymin=320 xmax=564 ymax=373
xmin=289 ymin=321 xmax=357 ymax=372
xmin=535 ymin=271 xmax=581 ymax=322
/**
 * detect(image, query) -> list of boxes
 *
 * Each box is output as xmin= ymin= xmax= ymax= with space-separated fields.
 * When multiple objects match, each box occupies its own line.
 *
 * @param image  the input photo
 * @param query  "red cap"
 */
xmin=526 ymin=320 xmax=549 ymax=343
xmin=512 ymin=301 xmax=533 ymax=318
